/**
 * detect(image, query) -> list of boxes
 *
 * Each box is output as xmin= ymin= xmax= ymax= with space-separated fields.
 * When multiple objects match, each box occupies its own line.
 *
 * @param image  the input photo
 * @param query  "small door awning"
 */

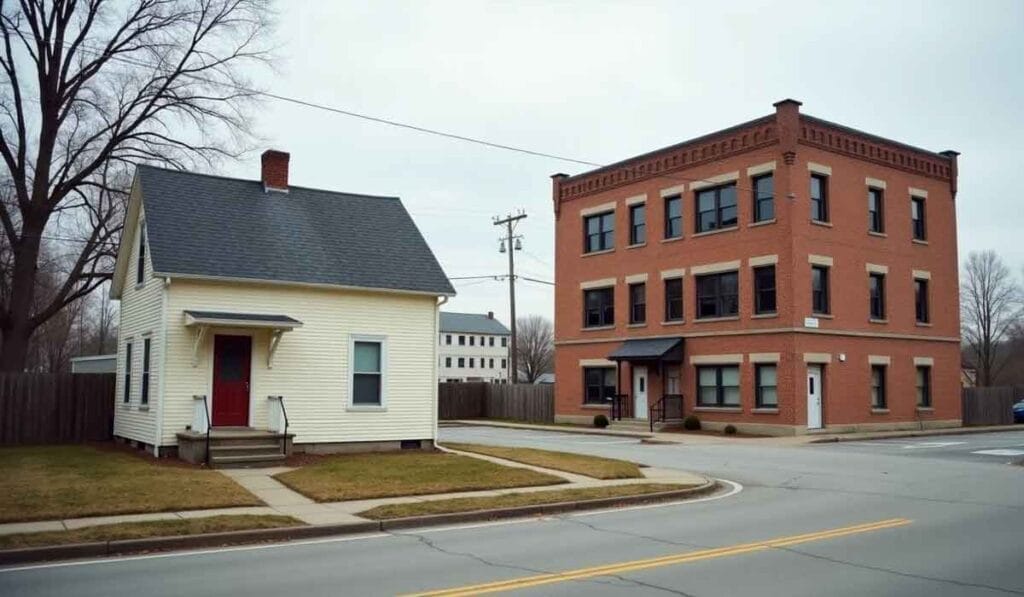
xmin=607 ymin=337 xmax=684 ymax=362
xmin=183 ymin=311 xmax=302 ymax=368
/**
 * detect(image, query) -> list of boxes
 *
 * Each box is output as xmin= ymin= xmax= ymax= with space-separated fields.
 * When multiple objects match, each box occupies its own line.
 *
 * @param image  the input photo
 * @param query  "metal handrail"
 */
xmin=199 ymin=395 xmax=212 ymax=466
xmin=650 ymin=393 xmax=684 ymax=432
xmin=610 ymin=393 xmax=631 ymax=421
xmin=272 ymin=395 xmax=289 ymax=454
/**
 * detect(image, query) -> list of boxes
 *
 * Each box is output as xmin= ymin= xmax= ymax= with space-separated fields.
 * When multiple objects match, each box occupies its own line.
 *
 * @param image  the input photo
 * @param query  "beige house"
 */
xmin=110 ymin=151 xmax=455 ymax=465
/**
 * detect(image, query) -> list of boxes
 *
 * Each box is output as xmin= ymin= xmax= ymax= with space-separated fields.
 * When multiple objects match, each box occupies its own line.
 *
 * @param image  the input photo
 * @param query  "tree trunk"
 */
xmin=0 ymin=217 xmax=44 ymax=372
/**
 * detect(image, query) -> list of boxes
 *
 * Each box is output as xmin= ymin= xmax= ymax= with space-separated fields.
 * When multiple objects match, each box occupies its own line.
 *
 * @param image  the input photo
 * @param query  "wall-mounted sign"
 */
xmin=804 ymin=317 xmax=820 ymax=329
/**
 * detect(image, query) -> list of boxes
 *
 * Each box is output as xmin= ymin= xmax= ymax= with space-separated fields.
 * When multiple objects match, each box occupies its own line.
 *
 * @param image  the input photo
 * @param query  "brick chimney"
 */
xmin=261 ymin=149 xmax=290 ymax=192
xmin=487 ymin=311 xmax=494 ymax=319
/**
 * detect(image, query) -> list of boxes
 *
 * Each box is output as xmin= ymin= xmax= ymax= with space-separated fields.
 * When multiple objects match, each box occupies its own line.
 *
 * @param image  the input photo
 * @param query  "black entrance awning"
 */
xmin=607 ymin=337 xmax=683 ymax=362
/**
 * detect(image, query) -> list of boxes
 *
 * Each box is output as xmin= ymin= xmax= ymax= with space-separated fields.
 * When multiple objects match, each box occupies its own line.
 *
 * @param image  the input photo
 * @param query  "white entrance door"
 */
xmin=633 ymin=366 xmax=649 ymax=420
xmin=807 ymin=365 xmax=823 ymax=429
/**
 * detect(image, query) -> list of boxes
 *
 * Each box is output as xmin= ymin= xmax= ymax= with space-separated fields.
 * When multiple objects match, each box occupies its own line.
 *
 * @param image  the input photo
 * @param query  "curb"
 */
xmin=442 ymin=420 xmax=654 ymax=439
xmin=807 ymin=424 xmax=1022 ymax=444
xmin=0 ymin=480 xmax=717 ymax=566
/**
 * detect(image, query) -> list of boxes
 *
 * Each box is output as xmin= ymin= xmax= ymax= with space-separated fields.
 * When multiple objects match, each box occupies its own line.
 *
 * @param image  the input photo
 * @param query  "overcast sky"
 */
xmin=217 ymin=0 xmax=1024 ymax=326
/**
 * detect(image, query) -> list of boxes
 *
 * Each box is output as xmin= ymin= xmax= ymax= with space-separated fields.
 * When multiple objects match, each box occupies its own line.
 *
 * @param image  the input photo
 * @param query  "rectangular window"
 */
xmin=458 ymin=335 xmax=465 ymax=346
xmin=695 ymin=184 xmax=738 ymax=233
xmin=868 ymin=188 xmax=885 ymax=233
xmin=915 ymin=279 xmax=930 ymax=323
xmin=136 ymin=226 xmax=146 ymax=285
xmin=696 ymin=271 xmax=738 ymax=319
xmin=584 ymin=211 xmax=615 ymax=253
xmin=811 ymin=265 xmax=830 ymax=314
xmin=489 ymin=337 xmax=495 ymax=347
xmin=458 ymin=357 xmax=465 ymax=368
xmin=445 ymin=334 xmax=452 ymax=345
xmin=753 ymin=174 xmax=774 ymax=222
xmin=916 ymin=366 xmax=932 ymax=407
xmin=445 ymin=357 xmax=452 ymax=368
xmin=755 ymin=364 xmax=778 ymax=408
xmin=629 ymin=282 xmax=646 ymax=324
xmin=629 ymin=204 xmax=646 ymax=245
xmin=141 ymin=338 xmax=151 ymax=406
xmin=696 ymin=365 xmax=740 ymax=407
xmin=469 ymin=357 xmax=475 ymax=368
xmin=470 ymin=336 xmax=475 ymax=346
xmin=664 ymin=278 xmax=684 ymax=322
xmin=501 ymin=358 xmax=507 ymax=369
xmin=583 ymin=367 xmax=616 ymax=405
xmin=123 ymin=342 xmax=132 ymax=404
xmin=810 ymin=174 xmax=829 ymax=222
xmin=911 ymin=197 xmax=926 ymax=240
xmin=869 ymin=273 xmax=886 ymax=320
xmin=753 ymin=265 xmax=777 ymax=315
xmin=501 ymin=337 xmax=508 ymax=347
xmin=871 ymin=365 xmax=887 ymax=409
xmin=352 ymin=340 xmax=383 ymax=406
xmin=664 ymin=195 xmax=682 ymax=239
xmin=489 ymin=358 xmax=494 ymax=369
xmin=583 ymin=287 xmax=615 ymax=327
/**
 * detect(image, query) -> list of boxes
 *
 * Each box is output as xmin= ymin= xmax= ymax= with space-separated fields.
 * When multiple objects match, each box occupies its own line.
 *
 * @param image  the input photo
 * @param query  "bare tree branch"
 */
xmin=515 ymin=314 xmax=554 ymax=384
xmin=961 ymin=250 xmax=1023 ymax=386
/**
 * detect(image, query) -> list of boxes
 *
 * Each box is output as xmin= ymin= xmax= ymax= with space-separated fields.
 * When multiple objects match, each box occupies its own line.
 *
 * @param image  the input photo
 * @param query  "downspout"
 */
xmin=432 ymin=295 xmax=449 ymax=450
xmin=153 ymin=276 xmax=171 ymax=457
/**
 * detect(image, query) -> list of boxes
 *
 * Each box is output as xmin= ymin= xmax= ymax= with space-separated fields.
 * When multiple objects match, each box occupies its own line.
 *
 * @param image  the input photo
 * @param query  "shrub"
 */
xmin=682 ymin=415 xmax=701 ymax=431
xmin=723 ymin=424 xmax=738 ymax=435
xmin=593 ymin=414 xmax=609 ymax=428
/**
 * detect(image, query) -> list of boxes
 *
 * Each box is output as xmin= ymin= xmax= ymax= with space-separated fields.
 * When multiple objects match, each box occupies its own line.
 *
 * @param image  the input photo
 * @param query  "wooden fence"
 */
xmin=439 ymin=382 xmax=554 ymax=423
xmin=961 ymin=385 xmax=1021 ymax=426
xmin=0 ymin=373 xmax=116 ymax=444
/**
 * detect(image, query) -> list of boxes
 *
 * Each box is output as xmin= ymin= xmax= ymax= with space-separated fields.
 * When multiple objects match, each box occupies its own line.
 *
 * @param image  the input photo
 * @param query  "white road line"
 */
xmin=901 ymin=442 xmax=968 ymax=449
xmin=972 ymin=449 xmax=1024 ymax=457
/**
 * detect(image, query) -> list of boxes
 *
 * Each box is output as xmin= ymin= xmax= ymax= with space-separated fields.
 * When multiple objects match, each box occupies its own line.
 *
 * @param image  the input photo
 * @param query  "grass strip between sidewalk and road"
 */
xmin=0 ymin=515 xmax=304 ymax=550
xmin=0 ymin=445 xmax=262 ymax=523
xmin=275 ymin=451 xmax=565 ymax=502
xmin=358 ymin=483 xmax=690 ymax=520
xmin=443 ymin=443 xmax=643 ymax=479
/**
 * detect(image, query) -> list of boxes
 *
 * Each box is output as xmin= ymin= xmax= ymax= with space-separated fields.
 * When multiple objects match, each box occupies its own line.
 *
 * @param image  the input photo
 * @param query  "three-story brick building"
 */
xmin=552 ymin=99 xmax=961 ymax=435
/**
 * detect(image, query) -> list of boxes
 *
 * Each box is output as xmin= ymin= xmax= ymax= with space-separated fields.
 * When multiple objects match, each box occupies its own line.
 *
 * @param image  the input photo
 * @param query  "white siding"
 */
xmin=438 ymin=333 xmax=510 ymax=382
xmin=113 ymin=203 xmax=164 ymax=446
xmin=161 ymin=279 xmax=438 ymax=446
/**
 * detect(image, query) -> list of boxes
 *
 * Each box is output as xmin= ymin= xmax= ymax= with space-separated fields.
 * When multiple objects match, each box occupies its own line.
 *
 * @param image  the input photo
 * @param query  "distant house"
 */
xmin=70 ymin=354 xmax=117 ymax=374
xmin=438 ymin=312 xmax=510 ymax=383
xmin=534 ymin=373 xmax=555 ymax=385
xmin=109 ymin=150 xmax=454 ymax=464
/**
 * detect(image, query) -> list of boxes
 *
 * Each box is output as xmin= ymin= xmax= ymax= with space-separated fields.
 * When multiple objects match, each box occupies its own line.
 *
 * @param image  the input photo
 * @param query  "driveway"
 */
xmin=2 ymin=426 xmax=1022 ymax=596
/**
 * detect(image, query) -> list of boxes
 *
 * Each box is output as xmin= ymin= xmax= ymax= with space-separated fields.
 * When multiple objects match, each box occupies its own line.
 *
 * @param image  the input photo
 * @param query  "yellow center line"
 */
xmin=404 ymin=517 xmax=912 ymax=596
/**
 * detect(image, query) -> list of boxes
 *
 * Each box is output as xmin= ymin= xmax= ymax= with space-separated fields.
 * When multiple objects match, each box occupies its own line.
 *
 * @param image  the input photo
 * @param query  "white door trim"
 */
xmin=807 ymin=364 xmax=823 ymax=429
xmin=633 ymin=366 xmax=648 ymax=420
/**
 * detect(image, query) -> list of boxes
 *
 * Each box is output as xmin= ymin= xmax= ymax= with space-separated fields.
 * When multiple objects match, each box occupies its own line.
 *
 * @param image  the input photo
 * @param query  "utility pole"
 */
xmin=494 ymin=210 xmax=527 ymax=383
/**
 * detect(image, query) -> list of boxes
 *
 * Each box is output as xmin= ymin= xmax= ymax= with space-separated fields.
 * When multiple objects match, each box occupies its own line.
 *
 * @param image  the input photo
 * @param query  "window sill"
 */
xmin=867 ymin=231 xmax=887 ymax=238
xmin=626 ymin=243 xmax=647 ymax=250
xmin=749 ymin=218 xmax=777 ymax=228
xmin=134 ymin=283 xmax=145 ymax=291
xmin=752 ymin=408 xmax=779 ymax=414
xmin=661 ymin=320 xmax=685 ymax=326
xmin=915 ymin=322 xmax=933 ymax=327
xmin=911 ymin=239 xmax=929 ymax=246
xmin=694 ymin=406 xmax=742 ymax=413
xmin=870 ymin=408 xmax=890 ymax=415
xmin=582 ymin=404 xmax=611 ymax=410
xmin=120 ymin=404 xmax=131 ymax=410
xmin=916 ymin=407 xmax=934 ymax=413
xmin=138 ymin=405 xmax=150 ymax=412
xmin=660 ymin=236 xmax=684 ymax=244
xmin=347 ymin=406 xmax=387 ymax=413
xmin=692 ymin=226 xmax=738 ymax=239
xmin=810 ymin=219 xmax=833 ymax=228
xmin=627 ymin=322 xmax=647 ymax=328
xmin=751 ymin=312 xmax=778 ymax=319
xmin=695 ymin=316 xmax=740 ymax=324
xmin=582 ymin=248 xmax=615 ymax=257
xmin=811 ymin=312 xmax=834 ymax=319
xmin=868 ymin=318 xmax=889 ymax=325
xmin=582 ymin=325 xmax=615 ymax=332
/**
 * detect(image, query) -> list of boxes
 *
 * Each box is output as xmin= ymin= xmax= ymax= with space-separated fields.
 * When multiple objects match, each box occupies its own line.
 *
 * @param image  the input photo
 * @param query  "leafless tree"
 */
xmin=0 ymin=0 xmax=271 ymax=371
xmin=515 ymin=314 xmax=553 ymax=383
xmin=961 ymin=251 xmax=1022 ymax=386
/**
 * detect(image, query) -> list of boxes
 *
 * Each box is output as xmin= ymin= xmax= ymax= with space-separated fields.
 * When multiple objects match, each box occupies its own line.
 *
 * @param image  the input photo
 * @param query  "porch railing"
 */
xmin=650 ymin=393 xmax=684 ymax=432
xmin=269 ymin=395 xmax=289 ymax=455
xmin=193 ymin=394 xmax=212 ymax=465
xmin=609 ymin=393 xmax=631 ymax=421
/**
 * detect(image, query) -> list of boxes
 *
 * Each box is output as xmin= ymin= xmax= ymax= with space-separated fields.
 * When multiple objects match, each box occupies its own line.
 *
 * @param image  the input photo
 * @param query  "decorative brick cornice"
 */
xmin=799 ymin=116 xmax=952 ymax=182
xmin=556 ymin=116 xmax=777 ymax=202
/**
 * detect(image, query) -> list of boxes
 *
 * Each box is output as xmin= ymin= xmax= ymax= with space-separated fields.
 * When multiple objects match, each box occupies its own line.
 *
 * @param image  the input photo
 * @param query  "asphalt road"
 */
xmin=2 ymin=427 xmax=1023 ymax=596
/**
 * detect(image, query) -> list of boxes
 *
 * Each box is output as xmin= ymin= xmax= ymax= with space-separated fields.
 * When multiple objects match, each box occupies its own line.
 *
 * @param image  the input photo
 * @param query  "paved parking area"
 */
xmin=811 ymin=429 xmax=1024 ymax=464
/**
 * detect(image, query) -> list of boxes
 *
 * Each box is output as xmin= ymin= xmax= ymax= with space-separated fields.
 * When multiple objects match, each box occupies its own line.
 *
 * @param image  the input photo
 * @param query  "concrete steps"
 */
xmin=609 ymin=418 xmax=682 ymax=433
xmin=207 ymin=429 xmax=290 ymax=468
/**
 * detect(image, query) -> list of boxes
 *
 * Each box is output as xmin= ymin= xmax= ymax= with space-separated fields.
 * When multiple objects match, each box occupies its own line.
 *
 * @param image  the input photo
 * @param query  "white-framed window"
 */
xmin=136 ymin=222 xmax=147 ymax=286
xmin=349 ymin=335 xmax=386 ymax=408
xmin=123 ymin=340 xmax=133 ymax=404
xmin=141 ymin=337 xmax=152 ymax=406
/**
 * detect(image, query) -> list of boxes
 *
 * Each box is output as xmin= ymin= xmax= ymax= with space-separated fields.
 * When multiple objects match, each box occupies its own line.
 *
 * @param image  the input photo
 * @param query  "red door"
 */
xmin=212 ymin=335 xmax=251 ymax=427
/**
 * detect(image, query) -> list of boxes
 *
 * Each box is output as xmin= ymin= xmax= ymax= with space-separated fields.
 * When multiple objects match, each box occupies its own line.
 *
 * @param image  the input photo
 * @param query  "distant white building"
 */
xmin=70 ymin=354 xmax=117 ymax=374
xmin=439 ymin=312 xmax=511 ymax=383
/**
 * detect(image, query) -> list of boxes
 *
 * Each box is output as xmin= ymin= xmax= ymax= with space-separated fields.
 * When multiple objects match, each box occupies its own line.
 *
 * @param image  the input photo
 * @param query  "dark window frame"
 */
xmin=457 ymin=357 xmax=465 ymax=368
xmin=445 ymin=357 xmax=452 ymax=368
xmin=869 ymin=272 xmax=886 ymax=320
xmin=696 ymin=365 xmax=741 ymax=407
xmin=695 ymin=271 xmax=739 ymax=319
xmin=755 ymin=363 xmax=778 ymax=408
xmin=868 ymin=187 xmax=885 ymax=233
xmin=664 ymin=195 xmax=683 ymax=240
xmin=141 ymin=338 xmax=151 ymax=406
xmin=752 ymin=173 xmax=775 ymax=223
xmin=584 ymin=211 xmax=615 ymax=253
xmin=469 ymin=357 xmax=475 ymax=368
xmin=583 ymin=366 xmax=617 ymax=405
xmin=501 ymin=337 xmax=508 ymax=347
xmin=915 ymin=278 xmax=930 ymax=323
xmin=628 ymin=282 xmax=646 ymax=324
xmin=489 ymin=358 xmax=494 ymax=369
xmin=810 ymin=174 xmax=829 ymax=222
xmin=123 ymin=342 xmax=132 ymax=404
xmin=664 ymin=277 xmax=684 ymax=322
xmin=445 ymin=334 xmax=452 ymax=345
xmin=916 ymin=365 xmax=932 ymax=407
xmin=629 ymin=203 xmax=647 ymax=245
xmin=753 ymin=265 xmax=777 ymax=315
xmin=136 ymin=225 xmax=147 ymax=286
xmin=911 ymin=197 xmax=927 ymax=240
xmin=695 ymin=183 xmax=738 ymax=233
xmin=811 ymin=265 xmax=830 ymax=315
xmin=583 ymin=287 xmax=615 ymax=328
xmin=489 ymin=337 xmax=495 ymax=347
xmin=871 ymin=364 xmax=887 ymax=409
xmin=501 ymin=358 xmax=507 ymax=369
xmin=458 ymin=335 xmax=465 ymax=346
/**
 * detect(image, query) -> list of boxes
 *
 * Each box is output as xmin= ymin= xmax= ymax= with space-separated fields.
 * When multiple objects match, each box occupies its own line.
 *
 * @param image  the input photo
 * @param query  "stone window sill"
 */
xmin=627 ymin=322 xmax=647 ymax=328
xmin=627 ymin=243 xmax=647 ymax=250
xmin=871 ymin=408 xmax=890 ymax=415
xmin=811 ymin=312 xmax=834 ymax=319
xmin=810 ymin=219 xmax=833 ymax=228
xmin=752 ymin=408 xmax=779 ymax=414
xmin=582 ymin=248 xmax=615 ymax=257
xmin=661 ymin=320 xmax=685 ymax=326
xmin=868 ymin=231 xmax=887 ymax=238
xmin=751 ymin=313 xmax=778 ymax=319
xmin=916 ymin=407 xmax=934 ymax=413
xmin=694 ymin=316 xmax=740 ymax=324
xmin=582 ymin=325 xmax=615 ymax=332
xmin=749 ymin=219 xmax=777 ymax=229
xmin=912 ymin=239 xmax=929 ymax=246
xmin=869 ymin=318 xmax=889 ymax=325
xmin=694 ymin=406 xmax=742 ymax=413
xmin=692 ymin=226 xmax=738 ymax=239
xmin=915 ymin=322 xmax=933 ymax=327
xmin=661 ymin=236 xmax=684 ymax=244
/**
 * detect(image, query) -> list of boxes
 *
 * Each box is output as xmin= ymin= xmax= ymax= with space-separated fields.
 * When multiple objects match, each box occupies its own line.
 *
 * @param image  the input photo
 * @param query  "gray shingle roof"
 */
xmin=607 ymin=337 xmax=683 ymax=361
xmin=439 ymin=312 xmax=511 ymax=335
xmin=136 ymin=165 xmax=455 ymax=296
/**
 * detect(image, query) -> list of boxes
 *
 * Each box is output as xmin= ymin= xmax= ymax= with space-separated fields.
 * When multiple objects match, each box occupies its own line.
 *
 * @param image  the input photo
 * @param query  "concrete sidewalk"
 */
xmin=0 ymin=448 xmax=707 ymax=537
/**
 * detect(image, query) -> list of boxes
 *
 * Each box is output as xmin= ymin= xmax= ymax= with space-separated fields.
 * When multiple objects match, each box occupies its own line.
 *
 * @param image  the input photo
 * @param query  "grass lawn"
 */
xmin=358 ymin=483 xmax=692 ymax=519
xmin=0 ymin=515 xmax=303 ymax=550
xmin=444 ymin=443 xmax=643 ymax=479
xmin=275 ymin=451 xmax=565 ymax=502
xmin=0 ymin=445 xmax=262 ymax=523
